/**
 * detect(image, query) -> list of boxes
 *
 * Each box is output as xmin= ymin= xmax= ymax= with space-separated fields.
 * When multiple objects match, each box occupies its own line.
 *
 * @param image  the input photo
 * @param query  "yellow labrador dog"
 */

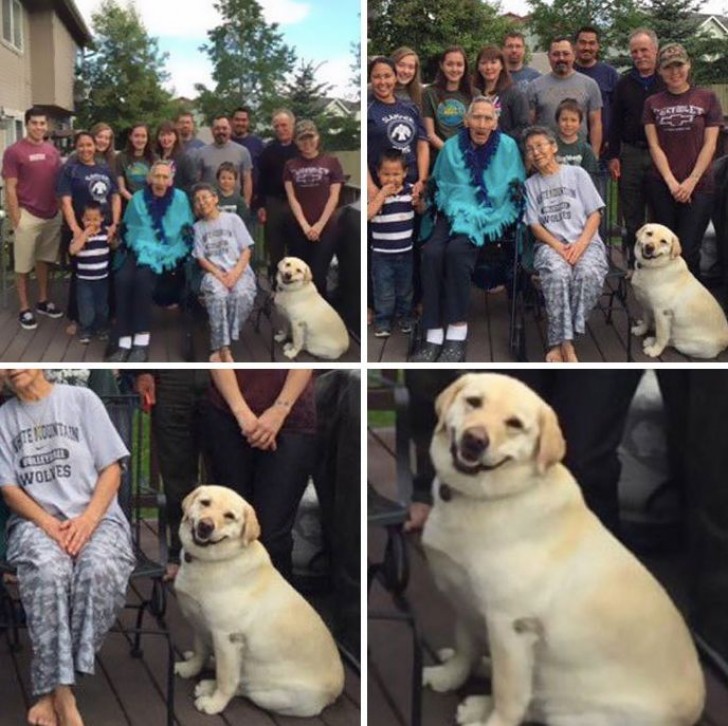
xmin=631 ymin=223 xmax=728 ymax=358
xmin=174 ymin=485 xmax=344 ymax=716
xmin=422 ymin=374 xmax=704 ymax=726
xmin=274 ymin=256 xmax=349 ymax=360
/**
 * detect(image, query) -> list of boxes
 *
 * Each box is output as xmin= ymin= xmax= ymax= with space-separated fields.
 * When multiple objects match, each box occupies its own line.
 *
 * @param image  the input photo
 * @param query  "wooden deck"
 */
xmin=0 ymin=273 xmax=361 ymax=364
xmin=1 ymin=522 xmax=361 ymax=726
xmin=368 ymin=262 xmax=728 ymax=364
xmin=368 ymin=426 xmax=728 ymax=726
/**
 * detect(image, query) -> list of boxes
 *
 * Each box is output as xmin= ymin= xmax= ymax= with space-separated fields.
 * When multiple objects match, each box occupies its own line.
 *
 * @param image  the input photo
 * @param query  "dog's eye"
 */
xmin=506 ymin=417 xmax=524 ymax=429
xmin=224 ymin=512 xmax=236 ymax=521
xmin=465 ymin=396 xmax=482 ymax=408
xmin=199 ymin=499 xmax=211 ymax=507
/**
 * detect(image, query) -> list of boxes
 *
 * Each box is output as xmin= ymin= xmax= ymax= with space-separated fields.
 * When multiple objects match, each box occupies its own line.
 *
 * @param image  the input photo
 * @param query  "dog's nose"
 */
xmin=196 ymin=518 xmax=214 ymax=539
xmin=283 ymin=272 xmax=292 ymax=281
xmin=644 ymin=243 xmax=654 ymax=255
xmin=460 ymin=427 xmax=489 ymax=462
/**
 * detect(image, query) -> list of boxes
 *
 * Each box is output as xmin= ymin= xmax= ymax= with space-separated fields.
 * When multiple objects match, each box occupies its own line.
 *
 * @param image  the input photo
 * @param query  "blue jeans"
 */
xmin=371 ymin=251 xmax=413 ymax=328
xmin=76 ymin=277 xmax=109 ymax=335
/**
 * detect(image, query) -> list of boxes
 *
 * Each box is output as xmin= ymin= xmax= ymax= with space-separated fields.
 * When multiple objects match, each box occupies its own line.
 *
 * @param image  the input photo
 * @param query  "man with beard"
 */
xmin=196 ymin=114 xmax=253 ymax=207
xmin=528 ymin=36 xmax=603 ymax=157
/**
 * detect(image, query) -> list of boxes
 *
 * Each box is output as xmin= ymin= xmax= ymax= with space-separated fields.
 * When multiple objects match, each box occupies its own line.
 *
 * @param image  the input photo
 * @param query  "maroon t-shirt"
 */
xmin=642 ymin=86 xmax=723 ymax=193
xmin=208 ymin=370 xmax=316 ymax=435
xmin=283 ymin=154 xmax=345 ymax=225
xmin=1 ymin=138 xmax=61 ymax=218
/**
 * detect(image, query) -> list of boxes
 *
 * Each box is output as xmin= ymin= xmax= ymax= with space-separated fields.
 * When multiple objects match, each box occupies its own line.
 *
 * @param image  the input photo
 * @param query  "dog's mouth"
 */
xmin=449 ymin=435 xmax=511 ymax=475
xmin=191 ymin=526 xmax=229 ymax=548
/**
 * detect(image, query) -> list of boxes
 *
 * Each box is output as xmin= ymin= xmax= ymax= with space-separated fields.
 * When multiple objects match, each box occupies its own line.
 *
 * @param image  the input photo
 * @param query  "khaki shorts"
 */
xmin=13 ymin=209 xmax=62 ymax=274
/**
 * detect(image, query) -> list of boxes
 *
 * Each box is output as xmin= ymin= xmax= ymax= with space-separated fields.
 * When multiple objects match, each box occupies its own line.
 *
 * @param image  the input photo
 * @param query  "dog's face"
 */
xmin=635 ymin=224 xmax=682 ymax=266
xmin=430 ymin=374 xmax=565 ymax=499
xmin=180 ymin=485 xmax=261 ymax=561
xmin=276 ymin=256 xmax=313 ymax=290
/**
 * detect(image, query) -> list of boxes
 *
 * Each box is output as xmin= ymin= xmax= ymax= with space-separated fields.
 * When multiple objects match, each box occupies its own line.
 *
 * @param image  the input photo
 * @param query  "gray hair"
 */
xmin=271 ymin=108 xmax=296 ymax=124
xmin=629 ymin=27 xmax=658 ymax=48
xmin=522 ymin=125 xmax=557 ymax=146
xmin=466 ymin=96 xmax=497 ymax=116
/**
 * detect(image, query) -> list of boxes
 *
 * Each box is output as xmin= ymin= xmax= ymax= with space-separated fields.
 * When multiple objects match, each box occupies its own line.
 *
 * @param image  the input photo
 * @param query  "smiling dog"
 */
xmin=273 ymin=256 xmax=349 ymax=360
xmin=174 ymin=485 xmax=344 ymax=716
xmin=631 ymin=223 xmax=728 ymax=358
xmin=422 ymin=373 xmax=705 ymax=726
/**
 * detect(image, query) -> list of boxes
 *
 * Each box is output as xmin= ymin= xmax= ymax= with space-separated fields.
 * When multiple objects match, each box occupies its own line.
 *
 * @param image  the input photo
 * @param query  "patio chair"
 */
xmin=368 ymin=373 xmax=423 ymax=726
xmin=0 ymin=393 xmax=175 ymax=726
xmin=509 ymin=171 xmax=633 ymax=362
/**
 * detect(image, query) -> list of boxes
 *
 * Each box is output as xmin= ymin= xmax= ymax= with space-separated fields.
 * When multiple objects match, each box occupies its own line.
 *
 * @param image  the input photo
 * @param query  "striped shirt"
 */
xmin=369 ymin=184 xmax=415 ymax=254
xmin=76 ymin=231 xmax=110 ymax=281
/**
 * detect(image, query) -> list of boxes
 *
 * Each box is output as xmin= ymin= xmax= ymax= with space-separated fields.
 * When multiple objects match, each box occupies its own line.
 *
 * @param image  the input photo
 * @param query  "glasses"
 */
xmin=525 ymin=143 xmax=553 ymax=155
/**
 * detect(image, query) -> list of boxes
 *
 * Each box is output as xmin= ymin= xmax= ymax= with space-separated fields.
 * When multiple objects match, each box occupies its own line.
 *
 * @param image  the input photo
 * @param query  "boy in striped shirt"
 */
xmin=69 ymin=201 xmax=112 ymax=344
xmin=368 ymin=149 xmax=420 ymax=337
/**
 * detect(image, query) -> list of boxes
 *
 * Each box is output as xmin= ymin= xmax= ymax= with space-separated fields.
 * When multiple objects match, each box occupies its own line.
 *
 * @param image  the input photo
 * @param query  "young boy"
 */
xmin=554 ymin=98 xmax=598 ymax=174
xmin=192 ymin=183 xmax=256 ymax=362
xmin=368 ymin=149 xmax=420 ymax=338
xmin=216 ymin=161 xmax=251 ymax=226
xmin=68 ymin=201 xmax=113 ymax=344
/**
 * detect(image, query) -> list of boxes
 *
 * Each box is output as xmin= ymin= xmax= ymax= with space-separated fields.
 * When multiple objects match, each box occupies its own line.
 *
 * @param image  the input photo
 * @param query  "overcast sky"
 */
xmin=75 ymin=0 xmax=360 ymax=100
xmin=502 ymin=0 xmax=727 ymax=16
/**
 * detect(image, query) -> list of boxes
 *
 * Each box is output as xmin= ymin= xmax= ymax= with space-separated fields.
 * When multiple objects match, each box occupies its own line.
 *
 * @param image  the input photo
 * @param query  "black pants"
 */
xmin=152 ymin=371 xmax=211 ymax=561
xmin=113 ymin=254 xmax=156 ymax=339
xmin=202 ymin=403 xmax=317 ymax=581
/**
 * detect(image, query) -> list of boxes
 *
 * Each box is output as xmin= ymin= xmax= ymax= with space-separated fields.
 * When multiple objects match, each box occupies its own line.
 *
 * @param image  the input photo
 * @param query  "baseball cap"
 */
xmin=295 ymin=120 xmax=318 ymax=139
xmin=659 ymin=43 xmax=689 ymax=69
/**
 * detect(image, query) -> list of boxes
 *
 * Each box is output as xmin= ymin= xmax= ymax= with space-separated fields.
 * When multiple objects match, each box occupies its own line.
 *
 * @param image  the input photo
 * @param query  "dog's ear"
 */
xmin=536 ymin=404 xmax=566 ymax=473
xmin=635 ymin=224 xmax=647 ymax=242
xmin=434 ymin=375 xmax=474 ymax=434
xmin=303 ymin=263 xmax=313 ymax=283
xmin=181 ymin=488 xmax=201 ymax=520
xmin=670 ymin=232 xmax=682 ymax=259
xmin=241 ymin=503 xmax=261 ymax=545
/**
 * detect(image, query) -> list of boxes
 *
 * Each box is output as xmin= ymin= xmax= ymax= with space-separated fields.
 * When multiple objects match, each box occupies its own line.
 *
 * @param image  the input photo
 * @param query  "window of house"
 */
xmin=2 ymin=0 xmax=23 ymax=51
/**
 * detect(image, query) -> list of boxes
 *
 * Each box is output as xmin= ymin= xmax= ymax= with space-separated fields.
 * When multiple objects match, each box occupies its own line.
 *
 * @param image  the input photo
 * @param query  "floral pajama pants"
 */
xmin=6 ymin=518 xmax=135 ymax=695
xmin=534 ymin=239 xmax=609 ymax=347
xmin=201 ymin=272 xmax=256 ymax=352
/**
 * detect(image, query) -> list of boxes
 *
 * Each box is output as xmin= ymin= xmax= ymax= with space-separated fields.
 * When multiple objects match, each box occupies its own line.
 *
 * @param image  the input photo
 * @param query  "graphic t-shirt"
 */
xmin=524 ymin=164 xmax=605 ymax=245
xmin=283 ymin=154 xmax=346 ymax=225
xmin=422 ymin=87 xmax=469 ymax=141
xmin=556 ymin=138 xmax=599 ymax=174
xmin=192 ymin=211 xmax=255 ymax=284
xmin=1 ymin=138 xmax=61 ymax=218
xmin=642 ymin=86 xmax=723 ymax=193
xmin=217 ymin=190 xmax=251 ymax=225
xmin=510 ymin=66 xmax=541 ymax=93
xmin=56 ymin=161 xmax=119 ymax=225
xmin=0 ymin=384 xmax=129 ymax=529
xmin=116 ymin=151 xmax=155 ymax=195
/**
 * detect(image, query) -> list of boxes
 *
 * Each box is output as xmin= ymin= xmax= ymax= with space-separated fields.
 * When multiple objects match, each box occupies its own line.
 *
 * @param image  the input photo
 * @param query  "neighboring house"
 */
xmin=694 ymin=13 xmax=728 ymax=40
xmin=0 ymin=0 xmax=91 ymax=161
xmin=320 ymin=96 xmax=361 ymax=122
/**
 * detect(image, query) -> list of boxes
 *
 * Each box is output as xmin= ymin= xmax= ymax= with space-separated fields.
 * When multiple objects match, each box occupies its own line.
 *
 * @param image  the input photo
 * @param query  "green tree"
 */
xmin=351 ymin=39 xmax=361 ymax=100
xmin=194 ymin=0 xmax=296 ymax=125
xmin=74 ymin=0 xmax=175 ymax=136
xmin=368 ymin=0 xmax=513 ymax=82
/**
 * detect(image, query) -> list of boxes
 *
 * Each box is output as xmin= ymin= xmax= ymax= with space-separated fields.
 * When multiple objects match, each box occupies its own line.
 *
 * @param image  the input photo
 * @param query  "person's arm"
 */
xmin=4 ymin=177 xmax=21 ymax=229
xmin=60 ymin=196 xmax=82 ymax=237
xmin=59 ymin=461 xmax=123 ymax=556
xmin=227 ymin=246 xmax=251 ymax=287
xmin=133 ymin=373 xmax=156 ymax=410
xmin=210 ymin=369 xmax=259 ymax=436
xmin=367 ymin=169 xmax=379 ymax=199
xmin=645 ymin=124 xmax=681 ymax=198
xmin=678 ymin=126 xmax=720 ymax=200
xmin=414 ymin=139 xmax=429 ymax=199
xmin=1 ymin=484 xmax=65 ymax=548
xmin=529 ymin=221 xmax=568 ymax=258
xmin=424 ymin=117 xmax=445 ymax=151
xmin=108 ymin=192 xmax=121 ymax=244
xmin=284 ymin=179 xmax=310 ymax=235
xmin=311 ymin=182 xmax=342 ymax=239
xmin=69 ymin=226 xmax=91 ymax=255
xmin=588 ymin=109 xmax=602 ymax=158
xmin=197 ymin=253 xmax=226 ymax=281
xmin=367 ymin=185 xmax=393 ymax=220
xmin=242 ymin=168 xmax=253 ymax=207
xmin=117 ymin=174 xmax=133 ymax=202
xmin=563 ymin=209 xmax=601 ymax=265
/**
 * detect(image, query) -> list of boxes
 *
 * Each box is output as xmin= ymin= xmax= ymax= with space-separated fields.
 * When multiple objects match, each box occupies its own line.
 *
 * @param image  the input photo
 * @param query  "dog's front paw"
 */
xmin=631 ymin=320 xmax=649 ymax=336
xmin=456 ymin=695 xmax=492 ymax=725
xmin=194 ymin=691 xmax=229 ymax=715
xmin=194 ymin=679 xmax=216 ymax=697
xmin=175 ymin=657 xmax=202 ymax=679
xmin=283 ymin=344 xmax=299 ymax=359
xmin=643 ymin=342 xmax=664 ymax=358
xmin=274 ymin=330 xmax=287 ymax=343
xmin=423 ymin=661 xmax=469 ymax=693
xmin=642 ymin=336 xmax=656 ymax=348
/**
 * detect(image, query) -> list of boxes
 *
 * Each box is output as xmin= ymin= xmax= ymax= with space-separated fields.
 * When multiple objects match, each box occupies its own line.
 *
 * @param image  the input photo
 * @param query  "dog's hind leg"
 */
xmin=423 ymin=621 xmax=480 ymax=693
xmin=175 ymin=632 xmax=210 ymax=679
xmin=245 ymin=682 xmax=331 ymax=717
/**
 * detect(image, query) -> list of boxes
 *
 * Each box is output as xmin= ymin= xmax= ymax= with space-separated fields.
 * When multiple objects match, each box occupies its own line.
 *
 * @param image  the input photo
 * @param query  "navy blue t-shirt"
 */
xmin=56 ymin=160 xmax=119 ymax=225
xmin=367 ymin=97 xmax=427 ymax=184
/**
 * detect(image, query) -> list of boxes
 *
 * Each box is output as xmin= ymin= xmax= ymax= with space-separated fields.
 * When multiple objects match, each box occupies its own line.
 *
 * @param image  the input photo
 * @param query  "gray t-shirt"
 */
xmin=524 ymin=164 xmax=604 ymax=245
xmin=0 ymin=384 xmax=129 ymax=529
xmin=510 ymin=66 xmax=541 ymax=93
xmin=193 ymin=211 xmax=255 ymax=278
xmin=527 ymin=72 xmax=602 ymax=139
xmin=196 ymin=141 xmax=252 ymax=188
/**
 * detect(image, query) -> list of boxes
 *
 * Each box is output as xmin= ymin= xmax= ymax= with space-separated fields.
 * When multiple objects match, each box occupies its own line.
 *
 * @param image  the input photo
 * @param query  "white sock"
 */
xmin=426 ymin=328 xmax=444 ymax=345
xmin=446 ymin=324 xmax=468 ymax=341
xmin=118 ymin=336 xmax=132 ymax=350
xmin=133 ymin=332 xmax=150 ymax=347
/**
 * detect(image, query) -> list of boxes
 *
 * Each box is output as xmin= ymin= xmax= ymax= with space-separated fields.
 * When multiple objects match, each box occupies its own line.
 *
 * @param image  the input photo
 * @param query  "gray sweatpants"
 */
xmin=534 ymin=239 xmax=609 ymax=347
xmin=6 ymin=518 xmax=135 ymax=695
xmin=201 ymin=270 xmax=256 ymax=351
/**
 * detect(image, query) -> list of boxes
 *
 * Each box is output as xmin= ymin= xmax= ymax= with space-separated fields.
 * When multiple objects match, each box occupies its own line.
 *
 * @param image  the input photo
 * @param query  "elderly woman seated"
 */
xmin=107 ymin=160 xmax=195 ymax=362
xmin=523 ymin=126 xmax=609 ymax=363
xmin=0 ymin=369 xmax=134 ymax=726
xmin=410 ymin=96 xmax=526 ymax=363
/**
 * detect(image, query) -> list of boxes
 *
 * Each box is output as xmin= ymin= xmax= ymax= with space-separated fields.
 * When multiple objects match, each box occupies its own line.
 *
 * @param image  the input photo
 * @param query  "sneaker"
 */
xmin=374 ymin=325 xmax=391 ymax=338
xmin=18 ymin=309 xmax=38 ymax=330
xmin=439 ymin=340 xmax=467 ymax=363
xmin=127 ymin=345 xmax=149 ymax=363
xmin=397 ymin=318 xmax=414 ymax=334
xmin=96 ymin=329 xmax=110 ymax=342
xmin=78 ymin=332 xmax=92 ymax=345
xmin=35 ymin=300 xmax=63 ymax=318
xmin=409 ymin=341 xmax=442 ymax=363
xmin=106 ymin=347 xmax=130 ymax=363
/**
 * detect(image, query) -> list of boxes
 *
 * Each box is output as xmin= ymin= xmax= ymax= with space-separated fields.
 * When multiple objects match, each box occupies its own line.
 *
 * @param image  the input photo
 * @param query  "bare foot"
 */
xmin=221 ymin=347 xmax=234 ymax=363
xmin=65 ymin=322 xmax=77 ymax=336
xmin=27 ymin=694 xmax=57 ymax=726
xmin=209 ymin=351 xmax=222 ymax=362
xmin=53 ymin=687 xmax=84 ymax=726
xmin=561 ymin=341 xmax=579 ymax=363
xmin=164 ymin=562 xmax=180 ymax=582
xmin=545 ymin=346 xmax=563 ymax=363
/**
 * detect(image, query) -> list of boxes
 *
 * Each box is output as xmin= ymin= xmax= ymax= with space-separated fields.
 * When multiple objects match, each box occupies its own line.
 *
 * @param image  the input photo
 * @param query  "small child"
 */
xmin=554 ymin=98 xmax=598 ymax=174
xmin=192 ymin=183 xmax=256 ymax=362
xmin=68 ymin=201 xmax=112 ymax=344
xmin=367 ymin=148 xmax=420 ymax=337
xmin=216 ymin=161 xmax=251 ymax=226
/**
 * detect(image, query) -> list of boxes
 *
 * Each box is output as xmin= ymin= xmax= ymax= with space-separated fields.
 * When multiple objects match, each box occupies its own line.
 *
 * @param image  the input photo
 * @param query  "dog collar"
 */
xmin=439 ymin=482 xmax=454 ymax=501
xmin=635 ymin=262 xmax=642 ymax=269
xmin=184 ymin=551 xmax=194 ymax=563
